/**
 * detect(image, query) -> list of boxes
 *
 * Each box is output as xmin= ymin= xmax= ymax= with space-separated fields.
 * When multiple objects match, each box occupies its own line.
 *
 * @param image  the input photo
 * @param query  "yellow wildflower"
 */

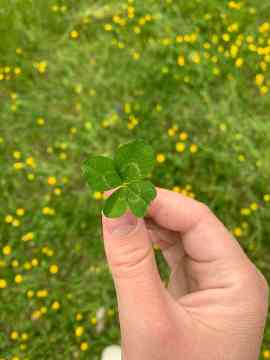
xmin=49 ymin=264 xmax=59 ymax=274
xmin=80 ymin=342 xmax=89 ymax=351
xmin=75 ymin=326 xmax=84 ymax=337
xmin=156 ymin=154 xmax=165 ymax=163
xmin=176 ymin=142 xmax=186 ymax=153
xmin=0 ymin=279 xmax=7 ymax=288
xmin=2 ymin=245 xmax=11 ymax=256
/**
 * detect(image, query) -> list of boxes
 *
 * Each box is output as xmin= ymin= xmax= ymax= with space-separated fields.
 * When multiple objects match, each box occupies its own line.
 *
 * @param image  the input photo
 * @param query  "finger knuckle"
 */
xmin=196 ymin=202 xmax=212 ymax=219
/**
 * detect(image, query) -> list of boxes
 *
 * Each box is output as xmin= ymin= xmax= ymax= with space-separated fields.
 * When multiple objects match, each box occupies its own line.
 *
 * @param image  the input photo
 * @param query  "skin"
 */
xmin=102 ymin=188 xmax=269 ymax=360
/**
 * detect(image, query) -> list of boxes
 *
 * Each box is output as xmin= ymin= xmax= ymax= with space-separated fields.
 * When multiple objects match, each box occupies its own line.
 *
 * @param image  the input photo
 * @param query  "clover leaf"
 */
xmin=82 ymin=140 xmax=157 ymax=218
xmin=114 ymin=139 xmax=155 ymax=181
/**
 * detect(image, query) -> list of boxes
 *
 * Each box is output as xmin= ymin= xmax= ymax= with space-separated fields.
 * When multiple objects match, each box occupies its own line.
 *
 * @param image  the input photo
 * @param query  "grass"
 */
xmin=0 ymin=0 xmax=270 ymax=358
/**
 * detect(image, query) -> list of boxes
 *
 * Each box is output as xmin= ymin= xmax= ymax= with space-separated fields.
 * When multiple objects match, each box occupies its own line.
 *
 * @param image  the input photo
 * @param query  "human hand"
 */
xmin=102 ymin=188 xmax=269 ymax=360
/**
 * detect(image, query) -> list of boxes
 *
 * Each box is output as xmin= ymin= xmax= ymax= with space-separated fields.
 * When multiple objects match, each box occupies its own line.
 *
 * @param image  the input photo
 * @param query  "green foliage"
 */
xmin=82 ymin=156 xmax=122 ymax=191
xmin=0 ymin=0 xmax=270 ymax=358
xmin=103 ymin=187 xmax=127 ymax=218
xmin=114 ymin=140 xmax=155 ymax=181
xmin=126 ymin=180 xmax=157 ymax=218
xmin=83 ymin=140 xmax=157 ymax=218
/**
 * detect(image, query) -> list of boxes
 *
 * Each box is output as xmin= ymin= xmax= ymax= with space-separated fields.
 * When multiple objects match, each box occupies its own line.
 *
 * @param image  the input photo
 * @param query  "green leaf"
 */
xmin=126 ymin=180 xmax=157 ymax=218
xmin=114 ymin=140 xmax=155 ymax=181
xmin=103 ymin=187 xmax=127 ymax=218
xmin=82 ymin=155 xmax=122 ymax=192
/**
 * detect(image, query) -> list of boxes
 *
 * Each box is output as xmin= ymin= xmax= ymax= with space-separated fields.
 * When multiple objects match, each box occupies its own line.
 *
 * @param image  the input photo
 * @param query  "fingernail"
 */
xmin=103 ymin=211 xmax=137 ymax=236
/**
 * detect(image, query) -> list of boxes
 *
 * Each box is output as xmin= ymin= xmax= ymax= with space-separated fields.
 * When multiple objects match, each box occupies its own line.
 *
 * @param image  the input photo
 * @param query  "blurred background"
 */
xmin=0 ymin=0 xmax=270 ymax=359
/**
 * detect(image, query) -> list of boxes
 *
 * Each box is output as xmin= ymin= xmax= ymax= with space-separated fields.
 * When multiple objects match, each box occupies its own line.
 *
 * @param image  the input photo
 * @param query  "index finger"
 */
xmin=147 ymin=188 xmax=247 ymax=264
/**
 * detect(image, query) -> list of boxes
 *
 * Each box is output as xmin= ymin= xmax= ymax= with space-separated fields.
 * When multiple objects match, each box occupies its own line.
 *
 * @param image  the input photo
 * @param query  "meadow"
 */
xmin=0 ymin=0 xmax=270 ymax=358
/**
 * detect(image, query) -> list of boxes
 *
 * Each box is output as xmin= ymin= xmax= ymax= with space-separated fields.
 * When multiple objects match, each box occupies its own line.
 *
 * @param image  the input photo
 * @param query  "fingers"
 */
xmin=145 ymin=219 xmax=188 ymax=299
xmin=102 ymin=211 xmax=168 ymax=325
xmin=147 ymin=188 xmax=247 ymax=264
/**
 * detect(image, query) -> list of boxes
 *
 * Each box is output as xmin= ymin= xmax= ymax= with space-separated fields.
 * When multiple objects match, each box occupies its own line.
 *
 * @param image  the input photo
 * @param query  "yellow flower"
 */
xmin=42 ymin=207 xmax=55 ymax=215
xmin=104 ymin=24 xmax=113 ymax=31
xmin=260 ymin=86 xmax=269 ymax=95
xmin=177 ymin=55 xmax=185 ymax=66
xmin=156 ymin=153 xmax=165 ymax=163
xmin=54 ymin=188 xmax=62 ymax=195
xmin=0 ymin=279 xmax=7 ymax=288
xmin=93 ymin=192 xmax=103 ymax=200
xmin=179 ymin=132 xmax=188 ymax=141
xmin=76 ymin=313 xmax=83 ymax=321
xmin=16 ymin=208 xmax=25 ymax=216
xmin=176 ymin=142 xmax=186 ymax=153
xmin=259 ymin=22 xmax=270 ymax=34
xmin=241 ymin=208 xmax=251 ymax=216
xmin=14 ymin=162 xmax=24 ymax=170
xmin=168 ymin=128 xmax=175 ymax=137
xmin=31 ymin=258 xmax=39 ymax=267
xmin=49 ymin=264 xmax=59 ymax=274
xmin=264 ymin=194 xmax=270 ymax=202
xmin=47 ymin=176 xmax=57 ymax=185
xmin=213 ymin=67 xmax=220 ymax=76
xmin=2 ymin=245 xmax=11 ymax=256
xmin=80 ymin=342 xmax=89 ymax=351
xmin=36 ymin=117 xmax=45 ymax=126
xmin=14 ymin=274 xmax=23 ymax=284
xmin=22 ymin=232 xmax=34 ymax=242
xmin=5 ymin=214 xmax=13 ymax=223
xmin=10 ymin=331 xmax=19 ymax=340
xmin=90 ymin=316 xmax=97 ymax=325
xmin=176 ymin=35 xmax=183 ymax=43
xmin=12 ymin=218 xmax=20 ymax=227
xmin=27 ymin=173 xmax=35 ymax=181
xmin=230 ymin=44 xmax=238 ymax=58
xmin=238 ymin=154 xmax=245 ymax=161
xmin=255 ymin=74 xmax=264 ymax=86
xmin=27 ymin=290 xmax=35 ymax=298
xmin=16 ymin=47 xmax=23 ymax=54
xmin=51 ymin=4 xmax=59 ymax=12
xmin=34 ymin=61 xmax=47 ymax=74
xmin=235 ymin=58 xmax=244 ymax=68
xmin=132 ymin=51 xmax=140 ymax=60
xmin=24 ymin=262 xmax=32 ymax=270
xmin=172 ymin=186 xmax=181 ymax=193
xmin=40 ymin=306 xmax=47 ymax=314
xmin=21 ymin=333 xmax=29 ymax=341
xmin=31 ymin=310 xmax=42 ymax=320
xmin=233 ymin=227 xmax=243 ymax=237
xmin=36 ymin=289 xmax=48 ymax=298
xmin=228 ymin=1 xmax=242 ymax=10
xmin=263 ymin=350 xmax=270 ymax=359
xmin=70 ymin=30 xmax=79 ymax=39
xmin=70 ymin=127 xmax=77 ymax=134
xmin=250 ymin=202 xmax=259 ymax=211
xmin=222 ymin=33 xmax=230 ymax=42
xmin=12 ymin=259 xmax=19 ymax=268
xmin=190 ymin=51 xmax=201 ymax=64
xmin=51 ymin=301 xmax=60 ymax=310
xmin=14 ymin=67 xmax=22 ymax=75
xmin=75 ymin=326 xmax=84 ymax=337
xmin=26 ymin=157 xmax=36 ymax=168
xmin=190 ymin=144 xmax=198 ymax=153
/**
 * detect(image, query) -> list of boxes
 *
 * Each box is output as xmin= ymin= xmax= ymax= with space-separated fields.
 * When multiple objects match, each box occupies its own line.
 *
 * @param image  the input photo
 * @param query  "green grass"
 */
xmin=0 ymin=0 xmax=270 ymax=358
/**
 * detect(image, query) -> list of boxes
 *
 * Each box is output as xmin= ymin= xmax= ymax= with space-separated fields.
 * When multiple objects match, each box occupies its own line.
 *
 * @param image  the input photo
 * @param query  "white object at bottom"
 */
xmin=101 ymin=345 xmax=122 ymax=360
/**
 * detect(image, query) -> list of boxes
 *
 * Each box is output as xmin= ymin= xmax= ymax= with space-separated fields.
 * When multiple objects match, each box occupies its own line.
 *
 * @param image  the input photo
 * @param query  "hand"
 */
xmin=102 ymin=188 xmax=269 ymax=360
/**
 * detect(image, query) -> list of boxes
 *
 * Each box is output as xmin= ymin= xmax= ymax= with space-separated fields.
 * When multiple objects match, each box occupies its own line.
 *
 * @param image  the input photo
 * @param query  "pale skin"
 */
xmin=102 ymin=188 xmax=269 ymax=360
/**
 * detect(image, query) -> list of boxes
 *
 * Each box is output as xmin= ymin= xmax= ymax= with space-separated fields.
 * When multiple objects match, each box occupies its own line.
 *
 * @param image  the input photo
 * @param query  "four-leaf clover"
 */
xmin=82 ymin=140 xmax=157 ymax=218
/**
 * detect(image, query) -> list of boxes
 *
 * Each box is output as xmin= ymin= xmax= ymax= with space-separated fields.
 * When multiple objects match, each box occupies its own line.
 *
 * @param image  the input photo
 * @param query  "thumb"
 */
xmin=102 ymin=211 xmax=167 ymax=321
